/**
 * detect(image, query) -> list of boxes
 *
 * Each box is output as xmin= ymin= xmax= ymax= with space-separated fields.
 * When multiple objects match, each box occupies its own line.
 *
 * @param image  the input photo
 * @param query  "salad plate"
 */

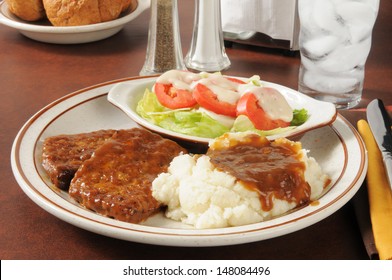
xmin=108 ymin=76 xmax=337 ymax=145
xmin=0 ymin=0 xmax=149 ymax=44
xmin=11 ymin=76 xmax=366 ymax=247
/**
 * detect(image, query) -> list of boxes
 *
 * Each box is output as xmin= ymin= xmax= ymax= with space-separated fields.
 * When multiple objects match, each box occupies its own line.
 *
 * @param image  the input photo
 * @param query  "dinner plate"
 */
xmin=0 ymin=0 xmax=149 ymax=44
xmin=107 ymin=76 xmax=337 ymax=145
xmin=11 ymin=76 xmax=367 ymax=247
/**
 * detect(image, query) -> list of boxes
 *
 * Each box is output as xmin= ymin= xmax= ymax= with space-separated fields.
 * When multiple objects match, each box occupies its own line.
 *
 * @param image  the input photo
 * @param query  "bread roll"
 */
xmin=97 ymin=0 xmax=123 ymax=22
xmin=5 ymin=0 xmax=46 ymax=21
xmin=42 ymin=0 xmax=124 ymax=26
xmin=121 ymin=0 xmax=136 ymax=12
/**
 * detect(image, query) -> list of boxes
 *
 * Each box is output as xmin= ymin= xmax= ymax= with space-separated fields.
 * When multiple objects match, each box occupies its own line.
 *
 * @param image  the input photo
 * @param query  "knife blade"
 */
xmin=366 ymin=99 xmax=392 ymax=188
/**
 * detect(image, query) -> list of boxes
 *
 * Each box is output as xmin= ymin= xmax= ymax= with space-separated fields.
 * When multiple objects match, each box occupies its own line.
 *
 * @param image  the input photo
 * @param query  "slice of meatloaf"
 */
xmin=68 ymin=128 xmax=187 ymax=223
xmin=42 ymin=129 xmax=116 ymax=190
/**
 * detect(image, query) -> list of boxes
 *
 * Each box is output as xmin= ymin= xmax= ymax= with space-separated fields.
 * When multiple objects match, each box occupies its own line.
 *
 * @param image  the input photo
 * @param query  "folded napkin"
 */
xmin=357 ymin=120 xmax=392 ymax=260
xmin=221 ymin=0 xmax=299 ymax=46
xmin=352 ymin=184 xmax=378 ymax=259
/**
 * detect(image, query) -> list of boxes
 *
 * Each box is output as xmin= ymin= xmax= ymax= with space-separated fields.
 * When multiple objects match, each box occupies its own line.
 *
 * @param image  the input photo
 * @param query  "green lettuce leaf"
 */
xmin=291 ymin=108 xmax=309 ymax=126
xmin=136 ymin=89 xmax=230 ymax=138
xmin=136 ymin=88 xmax=309 ymax=139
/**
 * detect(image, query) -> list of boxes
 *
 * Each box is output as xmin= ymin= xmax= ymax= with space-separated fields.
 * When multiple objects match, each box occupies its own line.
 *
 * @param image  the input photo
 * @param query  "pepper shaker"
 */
xmin=140 ymin=0 xmax=186 ymax=76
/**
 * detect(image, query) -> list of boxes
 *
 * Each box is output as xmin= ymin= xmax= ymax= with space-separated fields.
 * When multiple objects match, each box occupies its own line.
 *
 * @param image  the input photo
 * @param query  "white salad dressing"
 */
xmin=156 ymin=70 xmax=201 ymax=91
xmin=154 ymin=70 xmax=292 ymax=123
xmin=192 ymin=75 xmax=240 ymax=104
xmin=240 ymin=86 xmax=293 ymax=122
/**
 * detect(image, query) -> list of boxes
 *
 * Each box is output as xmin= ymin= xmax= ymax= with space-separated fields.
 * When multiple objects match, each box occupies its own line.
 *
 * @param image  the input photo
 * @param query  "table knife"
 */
xmin=366 ymin=99 xmax=392 ymax=188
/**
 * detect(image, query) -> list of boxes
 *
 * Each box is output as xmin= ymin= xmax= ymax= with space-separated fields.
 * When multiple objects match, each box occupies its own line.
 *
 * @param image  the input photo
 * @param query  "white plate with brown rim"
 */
xmin=11 ymin=76 xmax=367 ymax=247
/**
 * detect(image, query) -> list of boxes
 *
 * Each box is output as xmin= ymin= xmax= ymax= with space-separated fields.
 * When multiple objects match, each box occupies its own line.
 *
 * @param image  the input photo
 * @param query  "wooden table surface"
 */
xmin=1 ymin=0 xmax=391 ymax=260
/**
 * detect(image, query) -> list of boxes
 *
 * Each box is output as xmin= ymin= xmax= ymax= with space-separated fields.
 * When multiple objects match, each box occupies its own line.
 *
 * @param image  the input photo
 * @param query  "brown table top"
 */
xmin=1 ymin=0 xmax=391 ymax=260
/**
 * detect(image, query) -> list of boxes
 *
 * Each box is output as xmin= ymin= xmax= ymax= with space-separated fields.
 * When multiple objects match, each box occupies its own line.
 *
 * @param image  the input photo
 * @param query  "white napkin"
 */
xmin=221 ymin=0 xmax=299 ymax=49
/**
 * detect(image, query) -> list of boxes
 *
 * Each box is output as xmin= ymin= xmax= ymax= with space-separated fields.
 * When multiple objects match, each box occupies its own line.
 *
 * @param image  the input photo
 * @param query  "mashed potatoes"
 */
xmin=152 ymin=132 xmax=330 ymax=229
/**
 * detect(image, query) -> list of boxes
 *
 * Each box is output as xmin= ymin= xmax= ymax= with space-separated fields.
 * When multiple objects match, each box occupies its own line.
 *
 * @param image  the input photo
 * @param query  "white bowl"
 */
xmin=108 ymin=76 xmax=338 ymax=147
xmin=0 ymin=0 xmax=149 ymax=44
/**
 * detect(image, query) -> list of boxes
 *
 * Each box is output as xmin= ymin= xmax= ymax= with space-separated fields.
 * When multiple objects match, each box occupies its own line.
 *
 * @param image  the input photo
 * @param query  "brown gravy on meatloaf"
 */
xmin=69 ymin=128 xmax=187 ymax=223
xmin=42 ymin=129 xmax=116 ymax=190
xmin=207 ymin=134 xmax=311 ymax=211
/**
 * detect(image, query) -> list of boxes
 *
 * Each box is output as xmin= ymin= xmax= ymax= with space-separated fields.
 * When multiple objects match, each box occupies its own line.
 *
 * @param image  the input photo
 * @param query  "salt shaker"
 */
xmin=185 ymin=0 xmax=231 ymax=72
xmin=140 ymin=0 xmax=186 ymax=76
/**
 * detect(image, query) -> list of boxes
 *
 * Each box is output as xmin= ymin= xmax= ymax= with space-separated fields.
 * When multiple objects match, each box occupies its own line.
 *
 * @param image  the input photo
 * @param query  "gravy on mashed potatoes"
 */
xmin=152 ymin=132 xmax=331 ymax=229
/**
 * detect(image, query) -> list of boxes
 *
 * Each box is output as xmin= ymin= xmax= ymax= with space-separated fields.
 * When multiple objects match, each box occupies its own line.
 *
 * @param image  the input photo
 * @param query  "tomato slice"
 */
xmin=192 ymin=83 xmax=238 ymax=117
xmin=192 ymin=76 xmax=245 ymax=117
xmin=226 ymin=77 xmax=246 ymax=84
xmin=236 ymin=92 xmax=290 ymax=130
xmin=154 ymin=83 xmax=197 ymax=109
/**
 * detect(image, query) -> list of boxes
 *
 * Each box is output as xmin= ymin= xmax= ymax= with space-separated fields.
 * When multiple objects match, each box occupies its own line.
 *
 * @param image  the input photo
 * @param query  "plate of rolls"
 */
xmin=0 ymin=0 xmax=149 ymax=44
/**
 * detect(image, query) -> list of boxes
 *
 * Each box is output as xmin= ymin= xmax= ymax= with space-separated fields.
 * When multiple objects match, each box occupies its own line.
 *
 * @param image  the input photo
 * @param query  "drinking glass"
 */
xmin=298 ymin=0 xmax=379 ymax=109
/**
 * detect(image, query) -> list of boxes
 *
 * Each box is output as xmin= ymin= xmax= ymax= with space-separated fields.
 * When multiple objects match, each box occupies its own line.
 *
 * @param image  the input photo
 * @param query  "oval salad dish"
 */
xmin=107 ymin=75 xmax=337 ymax=145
